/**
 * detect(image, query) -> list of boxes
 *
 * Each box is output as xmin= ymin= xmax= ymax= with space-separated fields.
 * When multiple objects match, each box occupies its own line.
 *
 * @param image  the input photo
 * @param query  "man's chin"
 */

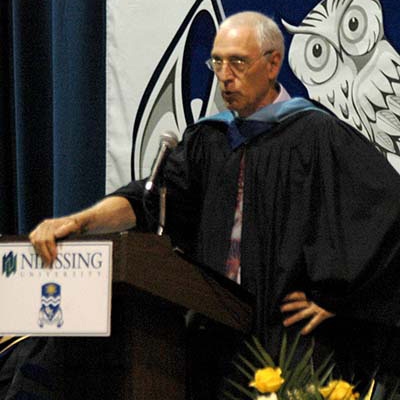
xmin=224 ymin=100 xmax=241 ymax=114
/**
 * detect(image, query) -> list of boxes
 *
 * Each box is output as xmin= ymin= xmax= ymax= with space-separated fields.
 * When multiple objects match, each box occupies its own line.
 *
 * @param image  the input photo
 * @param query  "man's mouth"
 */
xmin=222 ymin=90 xmax=237 ymax=99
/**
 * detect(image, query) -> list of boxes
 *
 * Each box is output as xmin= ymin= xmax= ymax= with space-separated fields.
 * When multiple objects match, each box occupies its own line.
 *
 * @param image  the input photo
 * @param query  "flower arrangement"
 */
xmin=222 ymin=333 xmax=382 ymax=400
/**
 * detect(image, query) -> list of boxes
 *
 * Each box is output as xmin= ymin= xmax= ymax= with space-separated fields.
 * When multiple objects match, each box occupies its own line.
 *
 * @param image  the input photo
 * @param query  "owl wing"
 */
xmin=306 ymin=59 xmax=365 ymax=135
xmin=353 ymin=40 xmax=400 ymax=155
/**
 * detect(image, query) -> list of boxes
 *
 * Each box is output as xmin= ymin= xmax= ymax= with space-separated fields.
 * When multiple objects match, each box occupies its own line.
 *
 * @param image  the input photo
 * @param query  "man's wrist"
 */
xmin=70 ymin=213 xmax=91 ymax=235
xmin=76 ymin=218 xmax=89 ymax=234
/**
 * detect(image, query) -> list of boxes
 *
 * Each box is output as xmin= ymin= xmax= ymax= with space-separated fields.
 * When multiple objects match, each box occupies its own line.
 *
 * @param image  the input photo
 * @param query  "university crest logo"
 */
xmin=38 ymin=282 xmax=64 ymax=328
xmin=2 ymin=251 xmax=17 ymax=277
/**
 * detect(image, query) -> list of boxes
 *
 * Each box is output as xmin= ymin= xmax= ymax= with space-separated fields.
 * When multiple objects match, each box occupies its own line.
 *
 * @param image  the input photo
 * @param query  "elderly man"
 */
xmin=30 ymin=10 xmax=400 ymax=394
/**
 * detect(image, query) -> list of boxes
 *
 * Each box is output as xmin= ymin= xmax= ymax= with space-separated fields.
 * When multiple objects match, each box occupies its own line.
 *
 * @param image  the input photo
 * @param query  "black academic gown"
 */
xmin=114 ymin=102 xmax=400 ymax=381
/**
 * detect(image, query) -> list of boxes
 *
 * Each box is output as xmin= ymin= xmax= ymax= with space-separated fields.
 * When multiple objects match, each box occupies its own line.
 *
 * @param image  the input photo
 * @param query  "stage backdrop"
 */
xmin=106 ymin=0 xmax=400 ymax=193
xmin=1 ymin=0 xmax=399 ymax=234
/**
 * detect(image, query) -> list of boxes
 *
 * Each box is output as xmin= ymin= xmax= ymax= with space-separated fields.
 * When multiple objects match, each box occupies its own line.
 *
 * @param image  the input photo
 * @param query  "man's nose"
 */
xmin=217 ymin=63 xmax=235 ymax=81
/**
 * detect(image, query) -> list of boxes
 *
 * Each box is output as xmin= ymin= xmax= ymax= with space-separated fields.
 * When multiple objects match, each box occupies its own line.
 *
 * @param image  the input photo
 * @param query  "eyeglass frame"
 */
xmin=205 ymin=49 xmax=275 ymax=74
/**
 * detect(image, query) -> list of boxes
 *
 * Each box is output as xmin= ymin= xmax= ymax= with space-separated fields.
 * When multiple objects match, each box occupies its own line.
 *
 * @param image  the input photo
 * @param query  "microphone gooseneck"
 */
xmin=144 ymin=131 xmax=178 ymax=192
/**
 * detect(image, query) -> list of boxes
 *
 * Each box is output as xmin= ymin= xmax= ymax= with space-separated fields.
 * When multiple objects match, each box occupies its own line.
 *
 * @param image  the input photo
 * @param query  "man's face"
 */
xmin=211 ymin=24 xmax=281 ymax=117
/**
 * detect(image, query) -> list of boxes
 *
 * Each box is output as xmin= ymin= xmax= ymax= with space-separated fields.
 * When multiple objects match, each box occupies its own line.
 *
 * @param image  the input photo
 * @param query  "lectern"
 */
xmin=108 ymin=231 xmax=253 ymax=399
xmin=1 ymin=232 xmax=253 ymax=399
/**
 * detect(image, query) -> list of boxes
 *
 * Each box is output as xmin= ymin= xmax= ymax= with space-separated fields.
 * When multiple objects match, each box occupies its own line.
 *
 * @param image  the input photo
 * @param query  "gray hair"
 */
xmin=220 ymin=11 xmax=285 ymax=58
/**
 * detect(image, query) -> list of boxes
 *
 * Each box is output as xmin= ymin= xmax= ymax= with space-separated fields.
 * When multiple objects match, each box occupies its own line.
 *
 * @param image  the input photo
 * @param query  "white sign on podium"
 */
xmin=0 ymin=241 xmax=112 ymax=336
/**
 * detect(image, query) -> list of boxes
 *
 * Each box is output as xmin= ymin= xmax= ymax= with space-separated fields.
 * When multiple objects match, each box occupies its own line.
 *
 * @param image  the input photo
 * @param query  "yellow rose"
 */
xmin=319 ymin=380 xmax=360 ymax=400
xmin=249 ymin=367 xmax=285 ymax=393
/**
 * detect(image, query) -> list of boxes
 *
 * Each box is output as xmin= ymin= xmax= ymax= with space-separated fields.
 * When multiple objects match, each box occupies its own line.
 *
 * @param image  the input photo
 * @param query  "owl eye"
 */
xmin=340 ymin=7 xmax=367 ymax=48
xmin=339 ymin=0 xmax=382 ymax=55
xmin=302 ymin=35 xmax=338 ymax=84
xmin=288 ymin=33 xmax=338 ymax=85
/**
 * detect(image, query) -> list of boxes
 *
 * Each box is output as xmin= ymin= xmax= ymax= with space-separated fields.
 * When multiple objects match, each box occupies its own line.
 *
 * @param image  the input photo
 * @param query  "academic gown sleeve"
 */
xmin=107 ymin=129 xmax=199 ymax=231
xmin=108 ymin=122 xmax=231 ymax=258
xmin=302 ymin=112 xmax=400 ymax=328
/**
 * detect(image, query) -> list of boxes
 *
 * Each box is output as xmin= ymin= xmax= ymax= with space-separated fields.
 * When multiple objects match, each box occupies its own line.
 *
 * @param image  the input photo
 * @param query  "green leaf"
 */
xmin=244 ymin=339 xmax=274 ymax=367
xmin=222 ymin=389 xmax=250 ymax=400
xmin=313 ymin=353 xmax=334 ymax=381
xmin=279 ymin=332 xmax=288 ymax=370
xmin=298 ymin=362 xmax=313 ymax=387
xmin=283 ymin=332 xmax=302 ymax=372
xmin=252 ymin=336 xmax=276 ymax=367
xmin=387 ymin=379 xmax=400 ymax=400
xmin=225 ymin=378 xmax=255 ymax=398
xmin=283 ymin=343 xmax=314 ymax=390
xmin=317 ymin=364 xmax=336 ymax=387
xmin=233 ymin=360 xmax=254 ymax=381
xmin=237 ymin=354 xmax=258 ymax=373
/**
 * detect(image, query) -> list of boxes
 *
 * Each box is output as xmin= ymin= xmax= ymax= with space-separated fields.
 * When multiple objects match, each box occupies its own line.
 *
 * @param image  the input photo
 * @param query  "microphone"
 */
xmin=145 ymin=131 xmax=178 ymax=192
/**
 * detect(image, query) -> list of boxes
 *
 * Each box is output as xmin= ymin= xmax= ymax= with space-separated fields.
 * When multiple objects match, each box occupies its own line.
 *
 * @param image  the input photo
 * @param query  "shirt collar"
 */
xmin=273 ymin=82 xmax=291 ymax=104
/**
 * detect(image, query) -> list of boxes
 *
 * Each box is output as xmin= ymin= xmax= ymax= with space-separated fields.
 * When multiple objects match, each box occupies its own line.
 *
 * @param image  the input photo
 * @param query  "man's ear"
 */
xmin=267 ymin=51 xmax=282 ymax=79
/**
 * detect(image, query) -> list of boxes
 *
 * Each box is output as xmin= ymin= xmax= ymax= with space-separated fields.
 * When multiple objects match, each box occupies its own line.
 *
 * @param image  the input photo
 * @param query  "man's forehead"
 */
xmin=212 ymin=25 xmax=261 ymax=56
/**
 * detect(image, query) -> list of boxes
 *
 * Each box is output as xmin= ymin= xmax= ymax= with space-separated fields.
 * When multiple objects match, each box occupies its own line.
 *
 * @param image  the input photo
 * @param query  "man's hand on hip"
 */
xmin=280 ymin=291 xmax=335 ymax=335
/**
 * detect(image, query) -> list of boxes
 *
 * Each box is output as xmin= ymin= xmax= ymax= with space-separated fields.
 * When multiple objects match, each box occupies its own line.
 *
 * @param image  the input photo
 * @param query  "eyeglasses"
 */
xmin=205 ymin=50 xmax=274 ymax=74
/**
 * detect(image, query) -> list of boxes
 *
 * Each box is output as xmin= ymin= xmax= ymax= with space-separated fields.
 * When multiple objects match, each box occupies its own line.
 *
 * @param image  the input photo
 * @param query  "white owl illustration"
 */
xmin=282 ymin=0 xmax=400 ymax=171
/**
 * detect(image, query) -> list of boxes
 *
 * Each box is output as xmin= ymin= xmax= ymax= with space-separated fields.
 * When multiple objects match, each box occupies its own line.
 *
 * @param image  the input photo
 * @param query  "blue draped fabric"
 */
xmin=0 ymin=0 xmax=106 ymax=234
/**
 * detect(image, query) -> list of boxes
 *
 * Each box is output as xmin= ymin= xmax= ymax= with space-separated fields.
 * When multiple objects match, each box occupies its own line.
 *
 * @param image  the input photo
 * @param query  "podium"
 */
xmin=1 ymin=232 xmax=253 ymax=399
xmin=107 ymin=231 xmax=253 ymax=399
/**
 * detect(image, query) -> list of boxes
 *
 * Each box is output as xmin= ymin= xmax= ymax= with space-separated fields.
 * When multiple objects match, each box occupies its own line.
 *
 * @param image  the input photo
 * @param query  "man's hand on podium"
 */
xmin=29 ymin=196 xmax=137 ymax=266
xmin=29 ymin=216 xmax=83 ymax=266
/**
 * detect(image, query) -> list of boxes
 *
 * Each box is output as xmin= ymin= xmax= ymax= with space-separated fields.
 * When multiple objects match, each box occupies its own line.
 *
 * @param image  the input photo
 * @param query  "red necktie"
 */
xmin=225 ymin=155 xmax=245 ymax=282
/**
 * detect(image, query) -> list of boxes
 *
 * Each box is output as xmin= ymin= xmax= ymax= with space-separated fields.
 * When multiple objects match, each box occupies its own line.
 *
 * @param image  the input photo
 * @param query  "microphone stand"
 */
xmin=157 ymin=185 xmax=167 ymax=236
xmin=144 ymin=131 xmax=178 ymax=236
